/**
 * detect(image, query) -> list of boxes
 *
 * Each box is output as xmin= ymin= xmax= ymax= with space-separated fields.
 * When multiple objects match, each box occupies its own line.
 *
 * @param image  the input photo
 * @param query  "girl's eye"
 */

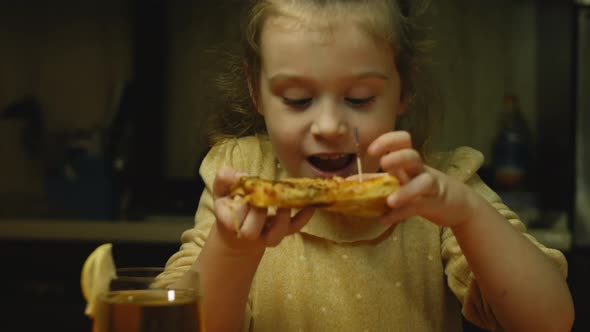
xmin=282 ymin=97 xmax=312 ymax=109
xmin=345 ymin=96 xmax=375 ymax=107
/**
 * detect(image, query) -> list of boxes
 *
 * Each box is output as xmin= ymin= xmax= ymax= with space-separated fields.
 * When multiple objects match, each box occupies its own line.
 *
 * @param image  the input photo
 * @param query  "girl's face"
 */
xmin=256 ymin=15 xmax=405 ymax=178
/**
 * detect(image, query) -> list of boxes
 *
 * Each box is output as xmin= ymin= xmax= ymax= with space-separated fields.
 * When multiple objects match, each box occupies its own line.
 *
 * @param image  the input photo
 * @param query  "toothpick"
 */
xmin=354 ymin=127 xmax=363 ymax=182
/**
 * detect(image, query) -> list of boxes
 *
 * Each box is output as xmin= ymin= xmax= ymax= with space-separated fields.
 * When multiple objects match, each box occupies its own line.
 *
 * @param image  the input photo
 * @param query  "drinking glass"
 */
xmin=93 ymin=267 xmax=203 ymax=332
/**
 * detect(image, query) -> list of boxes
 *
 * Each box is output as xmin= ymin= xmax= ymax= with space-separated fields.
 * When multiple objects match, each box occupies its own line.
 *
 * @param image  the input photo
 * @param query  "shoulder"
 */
xmin=426 ymin=146 xmax=484 ymax=182
xmin=199 ymin=135 xmax=278 ymax=187
xmin=428 ymin=147 xmax=501 ymax=203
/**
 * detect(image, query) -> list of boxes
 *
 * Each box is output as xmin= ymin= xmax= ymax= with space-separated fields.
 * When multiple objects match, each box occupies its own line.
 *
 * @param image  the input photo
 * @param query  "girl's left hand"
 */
xmin=367 ymin=131 xmax=478 ymax=228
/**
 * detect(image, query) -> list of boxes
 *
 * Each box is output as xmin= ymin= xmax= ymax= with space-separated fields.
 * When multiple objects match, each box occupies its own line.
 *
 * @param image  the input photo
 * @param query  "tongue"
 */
xmin=309 ymin=155 xmax=353 ymax=172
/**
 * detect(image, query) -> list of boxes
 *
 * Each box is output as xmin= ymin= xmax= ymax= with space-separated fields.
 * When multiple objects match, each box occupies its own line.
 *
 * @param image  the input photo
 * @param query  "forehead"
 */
xmin=264 ymin=15 xmax=327 ymax=43
xmin=259 ymin=15 xmax=395 ymax=74
xmin=260 ymin=14 xmax=392 ymax=55
xmin=259 ymin=1 xmax=398 ymax=46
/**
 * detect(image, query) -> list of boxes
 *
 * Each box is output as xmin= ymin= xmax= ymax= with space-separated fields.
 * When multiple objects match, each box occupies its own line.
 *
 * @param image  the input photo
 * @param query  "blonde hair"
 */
xmin=209 ymin=0 xmax=439 ymax=155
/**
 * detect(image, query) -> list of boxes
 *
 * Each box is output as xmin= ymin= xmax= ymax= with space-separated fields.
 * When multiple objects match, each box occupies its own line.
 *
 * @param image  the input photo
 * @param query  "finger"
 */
xmin=239 ymin=206 xmax=267 ymax=241
xmin=387 ymin=172 xmax=436 ymax=208
xmin=380 ymin=203 xmax=419 ymax=225
xmin=264 ymin=208 xmax=290 ymax=247
xmin=288 ymin=207 xmax=316 ymax=234
xmin=367 ymin=131 xmax=412 ymax=157
xmin=214 ymin=197 xmax=249 ymax=232
xmin=213 ymin=167 xmax=248 ymax=199
xmin=380 ymin=149 xmax=424 ymax=178
xmin=393 ymin=169 xmax=411 ymax=185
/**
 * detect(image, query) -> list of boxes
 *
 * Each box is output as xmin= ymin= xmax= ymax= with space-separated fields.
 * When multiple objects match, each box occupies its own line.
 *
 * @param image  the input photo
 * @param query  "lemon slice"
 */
xmin=81 ymin=243 xmax=117 ymax=317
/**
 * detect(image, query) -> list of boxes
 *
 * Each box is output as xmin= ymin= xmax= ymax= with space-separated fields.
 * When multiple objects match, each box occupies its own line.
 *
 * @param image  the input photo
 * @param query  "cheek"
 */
xmin=265 ymin=110 xmax=294 ymax=136
xmin=265 ymin=118 xmax=301 ymax=154
xmin=268 ymin=129 xmax=304 ymax=175
xmin=269 ymin=130 xmax=295 ymax=149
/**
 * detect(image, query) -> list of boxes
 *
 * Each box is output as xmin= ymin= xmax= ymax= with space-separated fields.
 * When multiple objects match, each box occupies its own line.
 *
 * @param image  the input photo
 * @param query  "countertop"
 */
xmin=0 ymin=215 xmax=572 ymax=251
xmin=0 ymin=216 xmax=193 ymax=243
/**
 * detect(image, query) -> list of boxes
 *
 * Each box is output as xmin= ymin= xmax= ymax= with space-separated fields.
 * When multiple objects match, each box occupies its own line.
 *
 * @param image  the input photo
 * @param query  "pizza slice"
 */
xmin=230 ymin=175 xmax=399 ymax=218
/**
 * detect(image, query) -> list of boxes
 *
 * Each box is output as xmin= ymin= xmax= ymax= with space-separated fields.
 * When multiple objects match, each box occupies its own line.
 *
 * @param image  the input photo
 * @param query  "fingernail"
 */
xmin=387 ymin=194 xmax=397 ymax=208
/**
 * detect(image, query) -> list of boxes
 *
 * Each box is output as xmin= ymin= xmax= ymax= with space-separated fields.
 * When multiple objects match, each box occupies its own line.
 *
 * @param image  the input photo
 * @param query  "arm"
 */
xmin=450 ymin=192 xmax=573 ymax=332
xmin=172 ymin=168 xmax=314 ymax=331
xmin=368 ymin=131 xmax=574 ymax=332
xmin=173 ymin=224 xmax=265 ymax=332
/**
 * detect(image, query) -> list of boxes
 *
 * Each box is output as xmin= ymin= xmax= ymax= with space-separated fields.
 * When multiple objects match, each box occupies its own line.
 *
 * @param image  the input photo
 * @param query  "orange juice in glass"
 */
xmin=92 ymin=267 xmax=203 ymax=332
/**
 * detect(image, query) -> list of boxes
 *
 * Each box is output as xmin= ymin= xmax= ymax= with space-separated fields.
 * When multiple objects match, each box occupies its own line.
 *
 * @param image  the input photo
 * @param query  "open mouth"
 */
xmin=307 ymin=154 xmax=355 ymax=174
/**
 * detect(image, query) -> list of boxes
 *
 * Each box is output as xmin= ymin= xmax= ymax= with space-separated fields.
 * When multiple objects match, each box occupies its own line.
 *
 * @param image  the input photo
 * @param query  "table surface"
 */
xmin=0 ymin=215 xmax=572 ymax=251
xmin=0 ymin=216 xmax=193 ymax=243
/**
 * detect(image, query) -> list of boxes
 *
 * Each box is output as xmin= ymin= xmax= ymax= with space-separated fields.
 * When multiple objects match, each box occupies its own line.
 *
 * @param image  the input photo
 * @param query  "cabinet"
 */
xmin=0 ymin=239 xmax=182 ymax=331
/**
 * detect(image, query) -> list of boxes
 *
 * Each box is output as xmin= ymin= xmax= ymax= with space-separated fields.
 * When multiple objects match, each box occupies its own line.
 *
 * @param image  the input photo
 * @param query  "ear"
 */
xmin=397 ymin=93 xmax=411 ymax=115
xmin=398 ymin=63 xmax=417 ymax=116
xmin=398 ymin=100 xmax=408 ymax=115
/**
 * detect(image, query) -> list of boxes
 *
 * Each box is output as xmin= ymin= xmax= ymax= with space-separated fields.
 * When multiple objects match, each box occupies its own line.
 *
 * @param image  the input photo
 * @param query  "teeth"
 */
xmin=317 ymin=154 xmax=346 ymax=160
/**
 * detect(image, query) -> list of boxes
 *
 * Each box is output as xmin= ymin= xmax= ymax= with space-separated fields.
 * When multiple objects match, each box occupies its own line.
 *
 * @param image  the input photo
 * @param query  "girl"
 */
xmin=156 ymin=1 xmax=574 ymax=331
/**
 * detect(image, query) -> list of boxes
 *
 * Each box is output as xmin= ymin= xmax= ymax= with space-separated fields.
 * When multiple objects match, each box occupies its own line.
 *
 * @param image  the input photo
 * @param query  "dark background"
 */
xmin=0 ymin=1 xmax=588 ymax=331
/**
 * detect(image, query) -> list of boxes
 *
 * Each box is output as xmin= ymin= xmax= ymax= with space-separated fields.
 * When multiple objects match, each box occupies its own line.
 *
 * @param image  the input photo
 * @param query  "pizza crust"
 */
xmin=230 ymin=175 xmax=399 ymax=218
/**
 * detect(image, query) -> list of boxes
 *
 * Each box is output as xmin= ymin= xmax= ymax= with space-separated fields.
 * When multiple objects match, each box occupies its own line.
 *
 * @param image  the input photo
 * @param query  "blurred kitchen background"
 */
xmin=0 ymin=0 xmax=588 ymax=331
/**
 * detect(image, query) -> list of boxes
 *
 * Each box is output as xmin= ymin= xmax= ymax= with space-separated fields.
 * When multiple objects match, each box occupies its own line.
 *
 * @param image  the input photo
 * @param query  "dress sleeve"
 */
xmin=441 ymin=174 xmax=568 ymax=331
xmin=155 ymin=138 xmax=240 ymax=285
xmin=153 ymin=138 xmax=259 ymax=331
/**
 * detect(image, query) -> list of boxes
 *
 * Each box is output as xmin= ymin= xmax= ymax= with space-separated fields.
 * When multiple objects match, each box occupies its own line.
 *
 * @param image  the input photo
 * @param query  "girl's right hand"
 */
xmin=212 ymin=167 xmax=315 ymax=252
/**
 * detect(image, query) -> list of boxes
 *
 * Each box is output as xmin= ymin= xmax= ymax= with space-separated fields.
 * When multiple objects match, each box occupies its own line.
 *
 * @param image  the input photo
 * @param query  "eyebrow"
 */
xmin=268 ymin=71 xmax=392 ymax=84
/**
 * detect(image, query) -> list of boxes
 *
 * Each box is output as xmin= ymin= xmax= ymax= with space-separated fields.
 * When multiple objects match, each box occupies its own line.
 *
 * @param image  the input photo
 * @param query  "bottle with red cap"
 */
xmin=491 ymin=94 xmax=531 ymax=191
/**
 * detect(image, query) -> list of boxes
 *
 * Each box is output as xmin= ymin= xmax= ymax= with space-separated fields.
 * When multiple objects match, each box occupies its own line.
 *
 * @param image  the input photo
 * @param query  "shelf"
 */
xmin=528 ymin=215 xmax=572 ymax=252
xmin=0 ymin=217 xmax=193 ymax=243
xmin=0 ymin=216 xmax=571 ymax=252
xmin=529 ymin=227 xmax=572 ymax=253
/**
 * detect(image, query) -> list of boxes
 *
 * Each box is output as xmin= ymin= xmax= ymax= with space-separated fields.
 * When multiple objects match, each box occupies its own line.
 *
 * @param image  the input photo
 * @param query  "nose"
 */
xmin=310 ymin=101 xmax=348 ymax=139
